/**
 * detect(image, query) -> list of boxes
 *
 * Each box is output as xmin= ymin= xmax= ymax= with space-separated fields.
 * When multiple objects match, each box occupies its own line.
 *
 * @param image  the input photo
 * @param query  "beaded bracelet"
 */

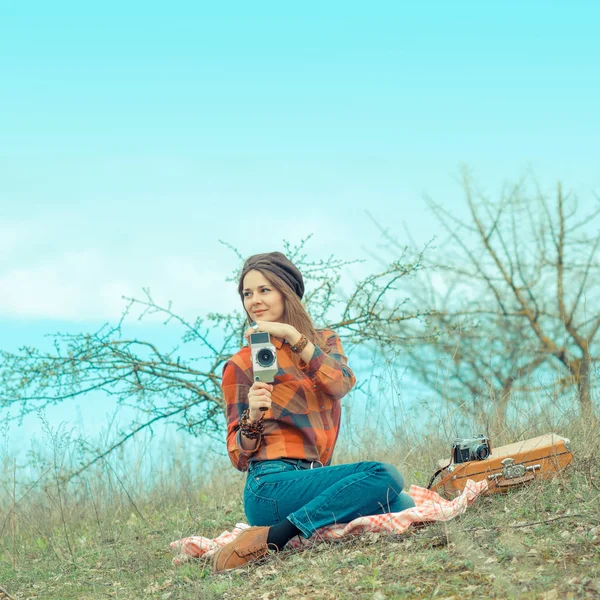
xmin=239 ymin=408 xmax=265 ymax=440
xmin=289 ymin=334 xmax=309 ymax=354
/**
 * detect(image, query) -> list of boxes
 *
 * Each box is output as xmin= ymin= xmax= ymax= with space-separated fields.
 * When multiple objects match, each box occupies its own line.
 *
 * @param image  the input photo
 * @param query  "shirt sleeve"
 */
xmin=222 ymin=359 xmax=262 ymax=472
xmin=299 ymin=330 xmax=356 ymax=400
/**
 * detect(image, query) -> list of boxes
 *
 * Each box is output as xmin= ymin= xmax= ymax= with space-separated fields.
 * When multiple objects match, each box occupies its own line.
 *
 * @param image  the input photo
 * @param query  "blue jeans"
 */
xmin=244 ymin=459 xmax=416 ymax=539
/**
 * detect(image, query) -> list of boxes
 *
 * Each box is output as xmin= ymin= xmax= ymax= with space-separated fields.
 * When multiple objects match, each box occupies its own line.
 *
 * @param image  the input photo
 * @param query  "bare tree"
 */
xmin=0 ymin=237 xmax=428 ymax=477
xmin=396 ymin=172 xmax=600 ymax=427
xmin=403 ymin=309 xmax=549 ymax=432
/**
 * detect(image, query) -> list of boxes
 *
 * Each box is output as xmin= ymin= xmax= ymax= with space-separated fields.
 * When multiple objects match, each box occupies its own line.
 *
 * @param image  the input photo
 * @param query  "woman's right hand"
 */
xmin=248 ymin=381 xmax=273 ymax=421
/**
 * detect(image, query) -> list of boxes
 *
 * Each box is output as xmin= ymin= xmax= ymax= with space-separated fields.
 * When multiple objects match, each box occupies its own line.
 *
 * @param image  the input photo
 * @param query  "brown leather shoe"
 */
xmin=211 ymin=526 xmax=277 ymax=573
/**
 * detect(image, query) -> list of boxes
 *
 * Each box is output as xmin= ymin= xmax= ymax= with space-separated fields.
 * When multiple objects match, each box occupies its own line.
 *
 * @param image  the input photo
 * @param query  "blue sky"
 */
xmin=1 ymin=1 xmax=599 ymax=460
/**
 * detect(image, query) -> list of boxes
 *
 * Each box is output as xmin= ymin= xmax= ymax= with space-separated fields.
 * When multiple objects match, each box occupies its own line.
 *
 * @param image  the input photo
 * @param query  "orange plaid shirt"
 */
xmin=222 ymin=329 xmax=356 ymax=471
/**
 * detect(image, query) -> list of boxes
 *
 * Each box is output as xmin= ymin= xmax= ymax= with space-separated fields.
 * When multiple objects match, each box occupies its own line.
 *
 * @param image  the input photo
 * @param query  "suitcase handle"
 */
xmin=488 ymin=459 xmax=541 ymax=485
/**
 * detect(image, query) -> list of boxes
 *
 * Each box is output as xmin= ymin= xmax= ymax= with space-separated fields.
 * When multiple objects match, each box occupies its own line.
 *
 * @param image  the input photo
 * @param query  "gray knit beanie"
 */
xmin=238 ymin=251 xmax=305 ymax=299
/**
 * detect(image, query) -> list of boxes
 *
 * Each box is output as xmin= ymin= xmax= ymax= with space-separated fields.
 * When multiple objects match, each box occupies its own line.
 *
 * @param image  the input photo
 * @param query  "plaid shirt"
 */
xmin=222 ymin=329 xmax=356 ymax=471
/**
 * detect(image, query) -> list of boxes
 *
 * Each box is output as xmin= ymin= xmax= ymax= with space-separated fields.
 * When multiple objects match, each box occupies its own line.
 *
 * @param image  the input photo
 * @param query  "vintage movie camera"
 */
xmin=249 ymin=331 xmax=278 ymax=384
xmin=451 ymin=433 xmax=491 ymax=464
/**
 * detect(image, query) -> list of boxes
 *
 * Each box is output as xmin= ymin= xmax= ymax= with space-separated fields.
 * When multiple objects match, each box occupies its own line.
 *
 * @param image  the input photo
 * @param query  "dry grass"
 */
xmin=1 ymin=399 xmax=599 ymax=599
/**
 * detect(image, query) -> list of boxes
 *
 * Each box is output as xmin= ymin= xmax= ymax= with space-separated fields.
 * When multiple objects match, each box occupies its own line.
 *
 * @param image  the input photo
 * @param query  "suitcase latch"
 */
xmin=488 ymin=458 xmax=542 ymax=481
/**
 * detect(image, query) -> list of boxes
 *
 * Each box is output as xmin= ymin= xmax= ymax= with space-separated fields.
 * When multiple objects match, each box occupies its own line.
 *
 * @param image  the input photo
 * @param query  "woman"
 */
xmin=211 ymin=251 xmax=415 ymax=573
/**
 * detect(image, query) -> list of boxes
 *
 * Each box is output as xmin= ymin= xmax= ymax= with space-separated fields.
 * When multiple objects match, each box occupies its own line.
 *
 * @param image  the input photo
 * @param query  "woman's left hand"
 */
xmin=244 ymin=321 xmax=296 ymax=343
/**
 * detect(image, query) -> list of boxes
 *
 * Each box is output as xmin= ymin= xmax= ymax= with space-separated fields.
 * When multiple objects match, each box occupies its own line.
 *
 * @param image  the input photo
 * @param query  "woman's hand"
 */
xmin=247 ymin=381 xmax=274 ymax=421
xmin=244 ymin=321 xmax=296 ymax=343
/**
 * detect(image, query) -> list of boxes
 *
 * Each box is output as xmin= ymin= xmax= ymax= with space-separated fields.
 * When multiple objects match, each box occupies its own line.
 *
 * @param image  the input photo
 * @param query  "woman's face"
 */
xmin=242 ymin=269 xmax=285 ymax=323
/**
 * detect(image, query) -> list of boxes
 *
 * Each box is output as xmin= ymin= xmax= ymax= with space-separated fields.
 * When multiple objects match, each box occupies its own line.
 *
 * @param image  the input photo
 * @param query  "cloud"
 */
xmin=0 ymin=250 xmax=134 ymax=320
xmin=0 ymin=211 xmax=376 ymax=321
xmin=0 ymin=246 xmax=238 ymax=321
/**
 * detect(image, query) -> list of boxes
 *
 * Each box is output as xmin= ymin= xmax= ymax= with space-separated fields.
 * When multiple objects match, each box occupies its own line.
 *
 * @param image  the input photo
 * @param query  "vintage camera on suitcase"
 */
xmin=452 ymin=433 xmax=491 ymax=464
xmin=432 ymin=433 xmax=573 ymax=497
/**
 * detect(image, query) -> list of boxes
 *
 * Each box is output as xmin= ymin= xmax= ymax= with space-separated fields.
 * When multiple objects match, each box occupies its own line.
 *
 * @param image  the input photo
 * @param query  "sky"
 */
xmin=1 ymin=1 xmax=599 ymax=466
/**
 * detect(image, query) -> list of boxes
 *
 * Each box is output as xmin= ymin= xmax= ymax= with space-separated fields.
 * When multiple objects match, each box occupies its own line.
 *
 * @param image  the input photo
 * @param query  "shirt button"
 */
xmin=320 ymin=405 xmax=325 ymax=409
xmin=325 ymin=426 xmax=329 ymax=430
xmin=313 ymin=384 xmax=317 ymax=389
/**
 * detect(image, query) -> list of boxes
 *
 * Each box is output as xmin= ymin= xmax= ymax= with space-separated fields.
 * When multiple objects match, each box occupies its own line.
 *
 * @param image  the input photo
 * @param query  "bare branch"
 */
xmin=0 ymin=240 xmax=428 ymax=473
xmin=569 ymin=233 xmax=600 ymax=329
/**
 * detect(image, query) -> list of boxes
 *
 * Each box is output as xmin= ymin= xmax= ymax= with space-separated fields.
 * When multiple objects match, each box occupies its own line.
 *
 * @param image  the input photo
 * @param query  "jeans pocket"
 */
xmin=244 ymin=480 xmax=280 ymax=526
xmin=251 ymin=461 xmax=291 ymax=478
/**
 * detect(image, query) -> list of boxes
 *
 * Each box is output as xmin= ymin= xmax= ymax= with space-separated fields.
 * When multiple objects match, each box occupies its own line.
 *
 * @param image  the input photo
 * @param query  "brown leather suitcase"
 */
xmin=432 ymin=433 xmax=573 ymax=497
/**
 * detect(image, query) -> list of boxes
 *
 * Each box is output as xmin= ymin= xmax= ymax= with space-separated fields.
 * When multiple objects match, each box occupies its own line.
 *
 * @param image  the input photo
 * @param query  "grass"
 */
xmin=1 ymin=406 xmax=599 ymax=599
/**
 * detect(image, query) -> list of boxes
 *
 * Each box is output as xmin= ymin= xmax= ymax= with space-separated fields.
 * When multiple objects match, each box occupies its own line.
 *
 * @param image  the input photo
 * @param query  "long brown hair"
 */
xmin=238 ymin=268 xmax=328 ymax=353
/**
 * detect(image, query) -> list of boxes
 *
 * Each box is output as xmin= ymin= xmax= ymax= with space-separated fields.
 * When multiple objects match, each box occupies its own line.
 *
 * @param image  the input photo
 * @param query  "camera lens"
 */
xmin=474 ymin=444 xmax=490 ymax=460
xmin=257 ymin=348 xmax=275 ymax=367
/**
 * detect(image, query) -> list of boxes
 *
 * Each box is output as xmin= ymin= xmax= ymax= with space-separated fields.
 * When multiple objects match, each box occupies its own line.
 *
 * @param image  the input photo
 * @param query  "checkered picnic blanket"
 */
xmin=170 ymin=479 xmax=488 ymax=565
